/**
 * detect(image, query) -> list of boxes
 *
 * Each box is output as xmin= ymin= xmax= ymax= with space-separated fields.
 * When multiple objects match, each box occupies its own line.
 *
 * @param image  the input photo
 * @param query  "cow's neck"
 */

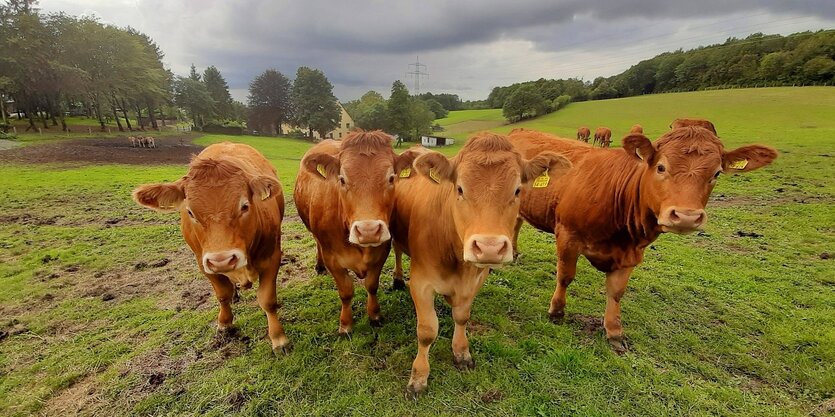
xmin=433 ymin=183 xmax=466 ymax=266
xmin=596 ymin=160 xmax=662 ymax=245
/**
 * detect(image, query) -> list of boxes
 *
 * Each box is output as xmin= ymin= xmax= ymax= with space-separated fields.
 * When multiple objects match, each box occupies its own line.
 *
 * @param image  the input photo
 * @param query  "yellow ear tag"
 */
xmin=429 ymin=169 xmax=440 ymax=184
xmin=729 ymin=159 xmax=748 ymax=170
xmin=316 ymin=163 xmax=327 ymax=178
xmin=532 ymin=171 xmax=550 ymax=188
xmin=399 ymin=167 xmax=411 ymax=178
xmin=260 ymin=189 xmax=270 ymax=201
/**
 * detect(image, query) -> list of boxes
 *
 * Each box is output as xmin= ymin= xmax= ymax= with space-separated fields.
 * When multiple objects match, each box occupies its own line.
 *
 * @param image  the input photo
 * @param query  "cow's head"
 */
xmin=132 ymin=159 xmax=280 ymax=274
xmin=414 ymin=132 xmax=571 ymax=267
xmin=301 ymin=130 xmax=418 ymax=247
xmin=623 ymin=126 xmax=777 ymax=234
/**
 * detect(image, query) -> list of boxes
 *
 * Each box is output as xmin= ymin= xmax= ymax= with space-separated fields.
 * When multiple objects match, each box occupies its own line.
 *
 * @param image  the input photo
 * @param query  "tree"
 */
xmin=502 ymin=85 xmax=546 ymax=122
xmin=291 ymin=67 xmax=340 ymax=138
xmin=387 ymin=80 xmax=411 ymax=139
xmin=348 ymin=90 xmax=388 ymax=131
xmin=409 ymin=98 xmax=435 ymax=140
xmin=174 ymin=76 xmax=214 ymax=128
xmin=247 ymin=69 xmax=292 ymax=134
xmin=423 ymin=98 xmax=448 ymax=119
xmin=203 ymin=66 xmax=232 ymax=120
xmin=188 ymin=64 xmax=201 ymax=82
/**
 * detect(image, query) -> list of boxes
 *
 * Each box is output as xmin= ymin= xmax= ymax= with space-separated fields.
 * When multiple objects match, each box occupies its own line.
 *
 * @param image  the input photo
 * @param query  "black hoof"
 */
xmin=369 ymin=317 xmax=383 ymax=328
xmin=392 ymin=278 xmax=406 ymax=291
xmin=315 ymin=264 xmax=327 ymax=275
xmin=453 ymin=355 xmax=476 ymax=371
xmin=608 ymin=335 xmax=629 ymax=354
xmin=549 ymin=310 xmax=565 ymax=324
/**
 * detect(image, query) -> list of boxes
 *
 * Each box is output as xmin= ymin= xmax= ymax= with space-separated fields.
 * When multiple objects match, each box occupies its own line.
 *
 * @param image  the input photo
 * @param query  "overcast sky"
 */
xmin=39 ymin=1 xmax=835 ymax=102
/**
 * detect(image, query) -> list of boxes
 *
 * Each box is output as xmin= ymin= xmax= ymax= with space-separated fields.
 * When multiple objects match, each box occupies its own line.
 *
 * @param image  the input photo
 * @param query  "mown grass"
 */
xmin=1 ymin=88 xmax=834 ymax=416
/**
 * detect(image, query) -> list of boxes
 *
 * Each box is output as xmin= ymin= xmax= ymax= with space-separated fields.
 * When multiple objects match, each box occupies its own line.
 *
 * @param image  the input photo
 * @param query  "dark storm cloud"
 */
xmin=39 ymin=0 xmax=835 ymax=100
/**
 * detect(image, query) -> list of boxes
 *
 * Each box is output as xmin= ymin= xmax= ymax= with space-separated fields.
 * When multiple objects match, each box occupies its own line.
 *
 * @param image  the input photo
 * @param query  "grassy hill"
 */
xmin=0 ymin=87 xmax=833 ymax=416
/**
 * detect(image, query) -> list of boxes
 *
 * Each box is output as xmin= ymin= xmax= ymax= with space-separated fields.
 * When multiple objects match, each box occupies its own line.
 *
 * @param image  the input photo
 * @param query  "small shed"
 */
xmin=421 ymin=135 xmax=455 ymax=147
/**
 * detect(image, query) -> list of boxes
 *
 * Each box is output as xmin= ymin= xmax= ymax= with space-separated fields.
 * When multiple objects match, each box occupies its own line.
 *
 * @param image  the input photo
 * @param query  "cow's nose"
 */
xmin=350 ymin=220 xmax=391 ymax=246
xmin=666 ymin=207 xmax=707 ymax=231
xmin=204 ymin=251 xmax=239 ymax=273
xmin=465 ymin=235 xmax=512 ymax=266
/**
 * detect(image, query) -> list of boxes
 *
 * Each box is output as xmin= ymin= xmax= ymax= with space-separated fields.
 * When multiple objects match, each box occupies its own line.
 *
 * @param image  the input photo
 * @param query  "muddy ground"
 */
xmin=0 ymin=134 xmax=204 ymax=165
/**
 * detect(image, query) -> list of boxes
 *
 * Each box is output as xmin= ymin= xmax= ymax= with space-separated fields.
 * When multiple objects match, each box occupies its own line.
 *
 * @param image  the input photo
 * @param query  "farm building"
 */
xmin=420 ymin=135 xmax=455 ymax=147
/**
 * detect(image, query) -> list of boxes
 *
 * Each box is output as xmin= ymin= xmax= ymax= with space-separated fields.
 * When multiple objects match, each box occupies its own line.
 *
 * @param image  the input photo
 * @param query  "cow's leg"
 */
xmin=364 ymin=267 xmax=382 ymax=327
xmin=257 ymin=264 xmax=290 ymax=355
xmin=604 ymin=267 xmax=634 ymax=353
xmin=314 ymin=244 xmax=327 ymax=275
xmin=512 ymin=216 xmax=524 ymax=260
xmin=392 ymin=246 xmax=406 ymax=290
xmin=207 ymin=274 xmax=235 ymax=332
xmin=549 ymin=235 xmax=579 ymax=323
xmin=450 ymin=296 xmax=475 ymax=370
xmin=407 ymin=281 xmax=438 ymax=397
xmin=331 ymin=266 xmax=355 ymax=336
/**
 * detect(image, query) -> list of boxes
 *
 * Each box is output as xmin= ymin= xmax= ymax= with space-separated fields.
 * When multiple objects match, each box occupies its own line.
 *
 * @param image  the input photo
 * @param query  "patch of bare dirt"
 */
xmin=0 ymin=134 xmax=202 ymax=166
xmin=40 ymin=373 xmax=107 ymax=417
xmin=570 ymin=313 xmax=604 ymax=337
xmin=811 ymin=398 xmax=835 ymax=416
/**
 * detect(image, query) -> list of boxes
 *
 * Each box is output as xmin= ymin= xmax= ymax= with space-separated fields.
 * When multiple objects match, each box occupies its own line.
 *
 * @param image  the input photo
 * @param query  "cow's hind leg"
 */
xmin=406 ymin=280 xmax=438 ymax=398
xmin=257 ymin=263 xmax=290 ymax=355
xmin=392 ymin=246 xmax=406 ymax=290
xmin=604 ymin=267 xmax=634 ymax=354
xmin=449 ymin=296 xmax=475 ymax=370
xmin=207 ymin=274 xmax=236 ymax=332
xmin=549 ymin=232 xmax=579 ymax=323
xmin=330 ymin=266 xmax=355 ymax=336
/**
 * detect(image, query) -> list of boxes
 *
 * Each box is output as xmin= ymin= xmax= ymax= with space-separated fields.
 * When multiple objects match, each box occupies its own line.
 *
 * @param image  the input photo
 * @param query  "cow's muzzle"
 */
xmin=658 ymin=207 xmax=707 ymax=234
xmin=464 ymin=234 xmax=513 ymax=267
xmin=349 ymin=220 xmax=391 ymax=247
xmin=203 ymin=249 xmax=247 ymax=273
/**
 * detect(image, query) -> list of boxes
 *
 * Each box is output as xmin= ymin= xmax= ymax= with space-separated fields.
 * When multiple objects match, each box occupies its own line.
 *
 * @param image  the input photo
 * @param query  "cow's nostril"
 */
xmin=471 ymin=241 xmax=483 ymax=257
xmin=670 ymin=210 xmax=681 ymax=222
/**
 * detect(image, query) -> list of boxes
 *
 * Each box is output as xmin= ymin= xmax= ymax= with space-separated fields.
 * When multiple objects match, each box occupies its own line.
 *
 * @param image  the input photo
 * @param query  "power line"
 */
xmin=406 ymin=56 xmax=429 ymax=95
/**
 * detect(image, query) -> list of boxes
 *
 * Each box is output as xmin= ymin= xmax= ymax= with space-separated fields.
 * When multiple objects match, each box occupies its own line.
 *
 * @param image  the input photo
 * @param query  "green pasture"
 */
xmin=0 ymin=88 xmax=833 ymax=416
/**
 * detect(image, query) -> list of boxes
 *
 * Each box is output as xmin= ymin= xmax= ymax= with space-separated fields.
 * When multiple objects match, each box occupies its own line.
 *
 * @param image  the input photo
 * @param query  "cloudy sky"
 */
xmin=39 ymin=0 xmax=835 ymax=102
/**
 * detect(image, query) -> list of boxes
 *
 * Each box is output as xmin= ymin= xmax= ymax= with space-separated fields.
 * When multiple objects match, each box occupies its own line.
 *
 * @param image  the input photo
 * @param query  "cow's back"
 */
xmin=293 ymin=140 xmax=342 ymax=240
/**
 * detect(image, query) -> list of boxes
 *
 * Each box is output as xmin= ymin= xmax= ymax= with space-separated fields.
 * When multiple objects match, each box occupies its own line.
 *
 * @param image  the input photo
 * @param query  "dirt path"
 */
xmin=0 ymin=135 xmax=203 ymax=165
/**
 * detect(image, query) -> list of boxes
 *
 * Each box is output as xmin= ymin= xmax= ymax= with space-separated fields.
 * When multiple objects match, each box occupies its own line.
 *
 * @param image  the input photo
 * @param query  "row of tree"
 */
xmin=0 ymin=0 xmax=173 ymax=132
xmin=342 ymin=81 xmax=436 ymax=141
xmin=484 ymin=30 xmax=835 ymax=120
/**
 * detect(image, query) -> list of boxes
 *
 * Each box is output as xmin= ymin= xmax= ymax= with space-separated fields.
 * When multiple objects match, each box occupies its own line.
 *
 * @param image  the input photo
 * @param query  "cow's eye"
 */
xmin=186 ymin=208 xmax=194 ymax=219
xmin=241 ymin=202 xmax=249 ymax=213
xmin=388 ymin=174 xmax=395 ymax=185
xmin=457 ymin=185 xmax=464 ymax=197
xmin=515 ymin=187 xmax=521 ymax=197
xmin=339 ymin=176 xmax=346 ymax=186
xmin=713 ymin=171 xmax=721 ymax=179
xmin=657 ymin=164 xmax=666 ymax=173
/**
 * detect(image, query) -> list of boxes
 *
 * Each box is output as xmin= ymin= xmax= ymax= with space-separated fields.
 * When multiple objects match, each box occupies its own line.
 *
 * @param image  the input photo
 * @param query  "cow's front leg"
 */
xmin=549 ymin=234 xmax=579 ymax=323
xmin=604 ymin=267 xmax=634 ymax=353
xmin=450 ymin=296 xmax=475 ymax=370
xmin=363 ymin=267 xmax=382 ymax=327
xmin=314 ymin=244 xmax=327 ymax=275
xmin=512 ymin=217 xmax=524 ymax=261
xmin=330 ymin=266 xmax=355 ymax=336
xmin=392 ymin=246 xmax=406 ymax=290
xmin=207 ymin=273 xmax=235 ymax=332
xmin=406 ymin=281 xmax=438 ymax=398
xmin=257 ymin=262 xmax=290 ymax=355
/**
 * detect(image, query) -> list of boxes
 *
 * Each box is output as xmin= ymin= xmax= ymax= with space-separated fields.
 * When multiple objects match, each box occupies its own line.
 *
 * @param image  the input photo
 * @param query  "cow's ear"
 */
xmin=250 ymin=175 xmax=281 ymax=201
xmin=723 ymin=145 xmax=778 ymax=173
xmin=414 ymin=151 xmax=454 ymax=184
xmin=133 ymin=181 xmax=185 ymax=213
xmin=622 ymin=133 xmax=656 ymax=163
xmin=394 ymin=146 xmax=427 ymax=176
xmin=521 ymin=152 xmax=572 ymax=183
xmin=302 ymin=153 xmax=340 ymax=180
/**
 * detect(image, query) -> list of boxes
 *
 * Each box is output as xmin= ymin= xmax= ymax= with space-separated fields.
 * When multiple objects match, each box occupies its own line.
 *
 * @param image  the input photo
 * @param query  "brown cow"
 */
xmin=132 ymin=142 xmax=289 ymax=354
xmin=294 ymin=131 xmax=418 ymax=335
xmin=630 ymin=124 xmax=643 ymax=134
xmin=594 ymin=126 xmax=612 ymax=147
xmin=577 ymin=126 xmax=591 ymax=143
xmin=391 ymin=132 xmax=570 ymax=396
xmin=509 ymin=128 xmax=777 ymax=352
xmin=670 ymin=118 xmax=717 ymax=135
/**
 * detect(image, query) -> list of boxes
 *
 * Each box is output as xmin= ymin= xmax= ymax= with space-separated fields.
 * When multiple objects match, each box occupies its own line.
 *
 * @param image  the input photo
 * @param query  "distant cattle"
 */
xmin=630 ymin=124 xmax=643 ymax=134
xmin=509 ymin=128 xmax=777 ymax=352
xmin=293 ymin=130 xmax=418 ymax=335
xmin=577 ymin=126 xmax=591 ymax=143
xmin=594 ymin=127 xmax=612 ymax=147
xmin=129 ymin=136 xmax=138 ymax=147
xmin=670 ymin=118 xmax=717 ymax=136
xmin=132 ymin=142 xmax=289 ymax=354
xmin=146 ymin=136 xmax=156 ymax=148
xmin=391 ymin=132 xmax=570 ymax=396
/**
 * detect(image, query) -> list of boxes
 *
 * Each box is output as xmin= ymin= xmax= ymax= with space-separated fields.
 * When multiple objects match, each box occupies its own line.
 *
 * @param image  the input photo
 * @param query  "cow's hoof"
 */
xmin=337 ymin=328 xmax=352 ymax=339
xmin=548 ymin=310 xmax=565 ymax=324
xmin=315 ymin=264 xmax=327 ymax=275
xmin=607 ymin=335 xmax=628 ymax=354
xmin=405 ymin=381 xmax=428 ymax=399
xmin=369 ymin=317 xmax=383 ymax=328
xmin=392 ymin=278 xmax=406 ymax=291
xmin=453 ymin=355 xmax=475 ymax=371
xmin=272 ymin=343 xmax=292 ymax=356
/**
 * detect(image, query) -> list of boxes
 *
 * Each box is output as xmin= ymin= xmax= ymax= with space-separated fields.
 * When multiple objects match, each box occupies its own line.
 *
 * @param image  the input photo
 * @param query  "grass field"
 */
xmin=1 ymin=88 xmax=834 ymax=416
